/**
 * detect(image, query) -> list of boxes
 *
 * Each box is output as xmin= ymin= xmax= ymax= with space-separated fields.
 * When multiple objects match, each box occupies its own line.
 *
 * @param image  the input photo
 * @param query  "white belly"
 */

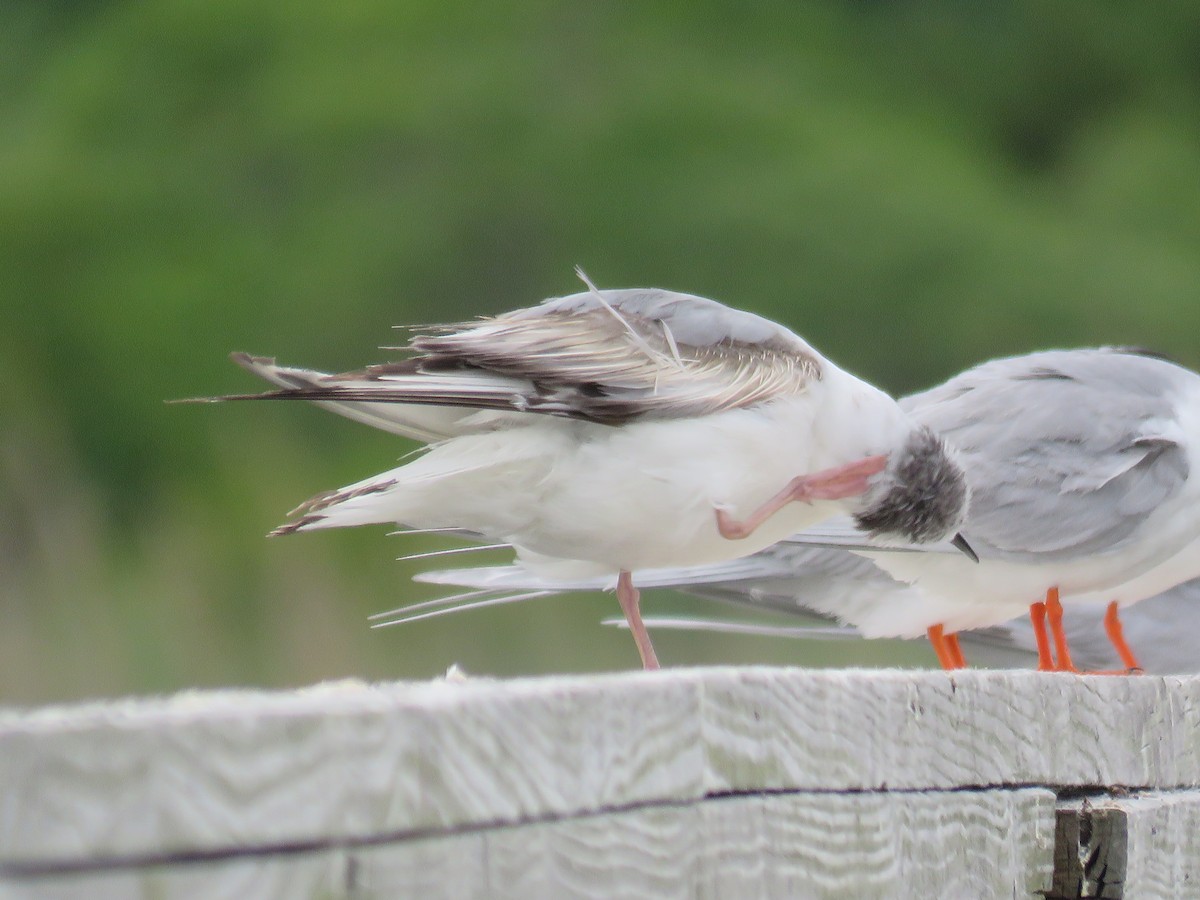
xmin=861 ymin=490 xmax=1200 ymax=635
xmin=395 ymin=404 xmax=886 ymax=574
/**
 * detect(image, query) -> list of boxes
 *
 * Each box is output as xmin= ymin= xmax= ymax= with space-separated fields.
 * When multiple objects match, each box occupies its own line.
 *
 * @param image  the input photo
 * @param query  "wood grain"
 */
xmin=2 ymin=668 xmax=1198 ymax=893
xmin=697 ymin=669 xmax=1200 ymax=795
xmin=2 ymin=789 xmax=1056 ymax=900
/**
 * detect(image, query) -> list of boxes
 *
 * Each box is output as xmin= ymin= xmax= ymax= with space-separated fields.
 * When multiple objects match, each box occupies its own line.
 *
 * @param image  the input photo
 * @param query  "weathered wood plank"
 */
xmin=698 ymin=669 xmax=1200 ymax=795
xmin=1 ymin=854 xmax=344 ymax=900
xmin=357 ymin=788 xmax=1057 ymax=899
xmin=0 ymin=674 xmax=702 ymax=865
xmin=2 ymin=670 xmax=1197 ymax=869
xmin=688 ymin=788 xmax=1055 ymax=899
xmin=2 ymin=788 xmax=1057 ymax=900
xmin=1052 ymin=791 xmax=1200 ymax=900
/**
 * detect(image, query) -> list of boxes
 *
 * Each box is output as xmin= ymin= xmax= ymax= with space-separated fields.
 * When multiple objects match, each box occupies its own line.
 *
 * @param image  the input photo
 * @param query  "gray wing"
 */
xmin=211 ymin=288 xmax=822 ymax=426
xmin=413 ymin=551 xmax=800 ymax=594
xmin=405 ymin=288 xmax=822 ymax=422
xmin=418 ymin=540 xmax=901 ymax=628
xmin=902 ymin=348 xmax=1192 ymax=561
xmin=676 ymin=543 xmax=908 ymax=625
xmin=410 ymin=542 xmax=890 ymax=627
xmin=778 ymin=518 xmax=963 ymax=554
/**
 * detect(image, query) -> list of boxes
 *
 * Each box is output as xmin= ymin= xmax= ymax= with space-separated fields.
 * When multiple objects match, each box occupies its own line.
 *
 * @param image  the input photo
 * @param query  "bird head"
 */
xmin=852 ymin=426 xmax=972 ymax=552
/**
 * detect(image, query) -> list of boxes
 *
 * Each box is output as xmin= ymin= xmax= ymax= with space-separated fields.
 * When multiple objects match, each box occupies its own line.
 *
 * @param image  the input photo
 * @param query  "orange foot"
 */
xmin=1029 ymin=600 xmax=1055 ymax=671
xmin=927 ymin=623 xmax=967 ymax=670
xmin=1102 ymin=600 xmax=1143 ymax=674
xmin=1045 ymin=586 xmax=1078 ymax=672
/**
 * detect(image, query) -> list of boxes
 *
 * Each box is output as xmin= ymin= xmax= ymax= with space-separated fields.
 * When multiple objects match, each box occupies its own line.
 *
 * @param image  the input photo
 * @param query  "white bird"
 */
xmin=415 ymin=542 xmax=1200 ymax=674
xmin=971 ymin=578 xmax=1200 ymax=673
xmin=605 ymin=563 xmax=1200 ymax=677
xmin=192 ymin=274 xmax=971 ymax=670
xmin=601 ymin=574 xmax=1200 ymax=676
xmin=831 ymin=347 xmax=1200 ymax=670
xmin=410 ymin=347 xmax=1200 ymax=672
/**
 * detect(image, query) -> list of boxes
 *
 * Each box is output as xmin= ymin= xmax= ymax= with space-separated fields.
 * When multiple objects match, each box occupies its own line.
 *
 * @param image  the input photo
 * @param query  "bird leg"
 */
xmin=1101 ymin=600 xmax=1143 ymax=674
xmin=1060 ymin=601 xmax=1142 ymax=677
xmin=617 ymin=570 xmax=660 ymax=671
xmin=715 ymin=455 xmax=889 ymax=540
xmin=926 ymin=624 xmax=965 ymax=670
xmin=1045 ymin=587 xmax=1077 ymax=672
xmin=1029 ymin=601 xmax=1055 ymax=671
xmin=946 ymin=632 xmax=968 ymax=669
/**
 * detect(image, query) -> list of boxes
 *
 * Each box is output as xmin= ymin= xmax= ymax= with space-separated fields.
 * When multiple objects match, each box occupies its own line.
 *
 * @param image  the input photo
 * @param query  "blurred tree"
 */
xmin=1 ymin=1 xmax=1198 ymax=702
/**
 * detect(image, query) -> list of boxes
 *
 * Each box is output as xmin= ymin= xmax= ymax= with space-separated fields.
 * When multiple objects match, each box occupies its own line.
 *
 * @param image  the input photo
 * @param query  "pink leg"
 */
xmin=716 ymin=455 xmax=888 ymax=540
xmin=617 ymin=571 xmax=660 ymax=671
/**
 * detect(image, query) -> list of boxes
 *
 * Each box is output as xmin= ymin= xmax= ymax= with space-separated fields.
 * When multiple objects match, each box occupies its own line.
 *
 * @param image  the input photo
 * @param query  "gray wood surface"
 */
xmin=2 ymin=669 xmax=1197 ymax=898
xmin=3 ymin=789 xmax=1057 ymax=900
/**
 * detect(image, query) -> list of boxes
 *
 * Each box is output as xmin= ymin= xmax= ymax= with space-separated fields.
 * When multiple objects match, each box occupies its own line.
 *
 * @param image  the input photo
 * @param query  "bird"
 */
xmin=600 ymin=574 xmax=1200 ymax=676
xmin=831 ymin=346 xmax=1200 ymax=670
xmin=970 ymin=577 xmax=1200 ymax=673
xmin=605 ymin=565 xmax=1200 ymax=677
xmin=414 ymin=541 xmax=1200 ymax=675
xmin=409 ymin=347 xmax=1200 ymax=672
xmin=188 ymin=271 xmax=972 ymax=670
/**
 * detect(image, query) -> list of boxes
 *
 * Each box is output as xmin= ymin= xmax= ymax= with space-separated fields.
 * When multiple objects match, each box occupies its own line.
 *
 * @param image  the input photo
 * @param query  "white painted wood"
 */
xmin=2 ymin=669 xmax=1199 ymax=868
xmin=2 ymin=789 xmax=1057 ymax=900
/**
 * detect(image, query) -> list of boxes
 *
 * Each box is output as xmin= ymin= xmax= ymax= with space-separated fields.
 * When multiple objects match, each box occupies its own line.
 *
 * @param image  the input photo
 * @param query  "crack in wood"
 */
xmin=1 ymin=784 xmax=1047 ymax=881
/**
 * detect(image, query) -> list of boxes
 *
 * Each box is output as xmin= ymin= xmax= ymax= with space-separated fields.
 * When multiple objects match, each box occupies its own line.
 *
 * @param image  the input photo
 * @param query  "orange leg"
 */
xmin=927 ymin=624 xmax=964 ymax=670
xmin=946 ymin=632 xmax=968 ymax=669
xmin=617 ymin=571 xmax=659 ymax=671
xmin=1103 ymin=600 xmax=1143 ymax=673
xmin=1045 ymin=587 xmax=1077 ymax=672
xmin=716 ymin=455 xmax=888 ymax=540
xmin=1029 ymin=601 xmax=1055 ymax=671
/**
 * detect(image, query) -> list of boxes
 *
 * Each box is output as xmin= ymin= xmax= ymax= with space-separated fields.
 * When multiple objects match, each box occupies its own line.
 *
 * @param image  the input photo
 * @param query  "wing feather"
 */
xmin=211 ymin=288 xmax=824 ymax=425
xmin=901 ymin=348 xmax=1192 ymax=560
xmin=405 ymin=289 xmax=822 ymax=422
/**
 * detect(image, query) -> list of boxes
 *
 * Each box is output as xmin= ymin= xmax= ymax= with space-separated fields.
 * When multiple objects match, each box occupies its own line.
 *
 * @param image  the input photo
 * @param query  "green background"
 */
xmin=4 ymin=2 xmax=1199 ymax=705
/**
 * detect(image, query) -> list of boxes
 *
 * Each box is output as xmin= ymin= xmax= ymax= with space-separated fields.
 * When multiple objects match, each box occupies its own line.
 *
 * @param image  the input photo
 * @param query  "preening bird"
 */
xmin=189 ymin=273 xmax=972 ymax=669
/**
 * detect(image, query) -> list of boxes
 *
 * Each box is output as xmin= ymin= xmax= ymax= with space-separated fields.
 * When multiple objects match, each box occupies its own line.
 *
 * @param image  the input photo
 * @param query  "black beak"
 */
xmin=951 ymin=532 xmax=979 ymax=563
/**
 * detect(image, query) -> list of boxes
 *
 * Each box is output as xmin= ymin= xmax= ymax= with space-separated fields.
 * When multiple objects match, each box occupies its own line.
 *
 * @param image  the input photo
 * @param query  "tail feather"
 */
xmin=271 ymin=427 xmax=555 ymax=536
xmin=270 ymin=476 xmax=401 ymax=535
xmin=412 ymin=554 xmax=796 ymax=593
xmin=220 ymin=353 xmax=513 ymax=442
xmin=602 ymin=616 xmax=863 ymax=640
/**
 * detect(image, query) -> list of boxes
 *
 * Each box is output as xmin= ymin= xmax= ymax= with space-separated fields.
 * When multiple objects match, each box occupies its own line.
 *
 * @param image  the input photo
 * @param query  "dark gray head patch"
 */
xmin=853 ymin=426 xmax=968 ymax=543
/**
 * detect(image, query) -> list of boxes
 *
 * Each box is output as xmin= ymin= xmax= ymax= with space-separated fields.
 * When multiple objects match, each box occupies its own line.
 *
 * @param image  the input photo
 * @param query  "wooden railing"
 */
xmin=3 ymin=669 xmax=1198 ymax=898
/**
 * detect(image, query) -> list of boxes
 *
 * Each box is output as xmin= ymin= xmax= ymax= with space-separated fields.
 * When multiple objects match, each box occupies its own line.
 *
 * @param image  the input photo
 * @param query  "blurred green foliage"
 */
xmin=3 ymin=2 xmax=1199 ymax=704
